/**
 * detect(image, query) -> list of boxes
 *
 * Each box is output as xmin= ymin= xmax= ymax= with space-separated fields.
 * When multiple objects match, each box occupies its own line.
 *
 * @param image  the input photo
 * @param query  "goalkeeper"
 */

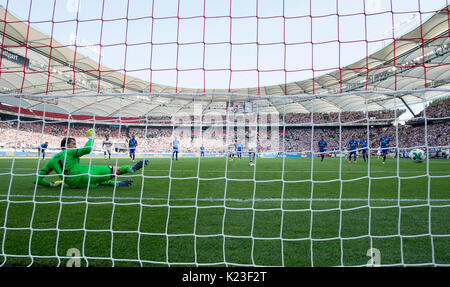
xmin=33 ymin=129 xmax=148 ymax=189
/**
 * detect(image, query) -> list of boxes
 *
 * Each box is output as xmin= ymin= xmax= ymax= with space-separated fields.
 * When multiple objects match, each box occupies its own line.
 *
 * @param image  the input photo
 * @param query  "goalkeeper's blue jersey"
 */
xmin=349 ymin=139 xmax=358 ymax=151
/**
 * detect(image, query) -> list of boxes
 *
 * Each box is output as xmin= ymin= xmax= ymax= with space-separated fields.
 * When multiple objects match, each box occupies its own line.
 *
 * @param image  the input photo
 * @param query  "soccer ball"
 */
xmin=409 ymin=148 xmax=425 ymax=162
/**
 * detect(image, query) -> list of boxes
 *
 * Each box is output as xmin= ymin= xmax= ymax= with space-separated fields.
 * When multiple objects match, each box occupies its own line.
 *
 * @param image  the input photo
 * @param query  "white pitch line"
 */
xmin=0 ymin=194 xmax=449 ymax=202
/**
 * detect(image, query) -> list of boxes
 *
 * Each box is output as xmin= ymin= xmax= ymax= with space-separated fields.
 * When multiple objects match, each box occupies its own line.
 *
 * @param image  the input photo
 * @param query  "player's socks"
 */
xmin=117 ymin=179 xmax=133 ymax=187
xmin=114 ymin=179 xmax=134 ymax=187
xmin=101 ymin=179 xmax=133 ymax=187
xmin=129 ymin=159 xmax=149 ymax=173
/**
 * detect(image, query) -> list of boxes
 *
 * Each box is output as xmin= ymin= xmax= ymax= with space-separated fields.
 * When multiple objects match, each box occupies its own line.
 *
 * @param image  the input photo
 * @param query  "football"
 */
xmin=409 ymin=148 xmax=425 ymax=162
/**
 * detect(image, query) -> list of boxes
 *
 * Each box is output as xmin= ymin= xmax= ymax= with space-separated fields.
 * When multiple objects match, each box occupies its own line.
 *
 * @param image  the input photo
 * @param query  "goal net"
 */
xmin=0 ymin=0 xmax=449 ymax=267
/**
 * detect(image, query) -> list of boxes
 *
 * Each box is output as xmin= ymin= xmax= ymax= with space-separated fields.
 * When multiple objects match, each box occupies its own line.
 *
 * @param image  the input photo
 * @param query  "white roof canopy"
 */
xmin=0 ymin=5 xmax=449 ymax=117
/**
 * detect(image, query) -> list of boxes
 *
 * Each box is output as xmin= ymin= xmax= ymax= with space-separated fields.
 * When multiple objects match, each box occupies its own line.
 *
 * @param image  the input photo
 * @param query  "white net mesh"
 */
xmin=0 ymin=0 xmax=449 ymax=268
xmin=0 ymin=90 xmax=449 ymax=267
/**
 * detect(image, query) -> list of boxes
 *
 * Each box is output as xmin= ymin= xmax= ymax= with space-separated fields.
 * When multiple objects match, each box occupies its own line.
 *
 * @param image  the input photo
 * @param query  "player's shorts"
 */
xmin=104 ymin=147 xmax=112 ymax=153
xmin=319 ymin=149 xmax=326 ymax=153
xmin=65 ymin=165 xmax=114 ymax=189
xmin=361 ymin=149 xmax=368 ymax=154
xmin=129 ymin=148 xmax=136 ymax=154
xmin=248 ymin=146 xmax=256 ymax=153
xmin=381 ymin=148 xmax=389 ymax=154
xmin=349 ymin=150 xmax=357 ymax=155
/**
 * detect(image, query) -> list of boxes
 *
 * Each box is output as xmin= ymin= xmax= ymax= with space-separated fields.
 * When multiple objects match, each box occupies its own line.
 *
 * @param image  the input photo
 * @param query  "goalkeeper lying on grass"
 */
xmin=33 ymin=129 xmax=148 ymax=189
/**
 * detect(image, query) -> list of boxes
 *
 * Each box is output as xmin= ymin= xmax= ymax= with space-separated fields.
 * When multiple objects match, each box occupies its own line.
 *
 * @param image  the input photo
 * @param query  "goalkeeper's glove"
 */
xmin=86 ymin=129 xmax=95 ymax=139
xmin=51 ymin=180 xmax=63 ymax=187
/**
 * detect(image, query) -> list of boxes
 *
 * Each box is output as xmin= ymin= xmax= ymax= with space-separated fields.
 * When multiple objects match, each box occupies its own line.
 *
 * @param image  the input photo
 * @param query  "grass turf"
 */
xmin=0 ymin=156 xmax=449 ymax=266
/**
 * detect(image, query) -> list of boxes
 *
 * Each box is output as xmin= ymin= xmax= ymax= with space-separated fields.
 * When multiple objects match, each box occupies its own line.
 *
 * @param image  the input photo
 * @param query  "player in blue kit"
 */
xmin=38 ymin=141 xmax=49 ymax=159
xmin=172 ymin=138 xmax=179 ymax=161
xmin=380 ymin=134 xmax=391 ymax=164
xmin=236 ymin=140 xmax=243 ymax=159
xmin=359 ymin=135 xmax=368 ymax=162
xmin=128 ymin=135 xmax=138 ymax=162
xmin=318 ymin=136 xmax=327 ymax=162
xmin=348 ymin=135 xmax=358 ymax=163
xmin=200 ymin=144 xmax=205 ymax=158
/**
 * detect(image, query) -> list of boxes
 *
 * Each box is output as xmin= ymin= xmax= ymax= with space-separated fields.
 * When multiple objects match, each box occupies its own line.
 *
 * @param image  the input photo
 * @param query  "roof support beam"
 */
xmin=399 ymin=95 xmax=416 ymax=116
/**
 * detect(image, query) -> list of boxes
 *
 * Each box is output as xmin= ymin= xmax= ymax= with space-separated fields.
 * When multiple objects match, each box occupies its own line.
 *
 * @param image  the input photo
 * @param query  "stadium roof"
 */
xmin=0 ymin=5 xmax=449 ymax=118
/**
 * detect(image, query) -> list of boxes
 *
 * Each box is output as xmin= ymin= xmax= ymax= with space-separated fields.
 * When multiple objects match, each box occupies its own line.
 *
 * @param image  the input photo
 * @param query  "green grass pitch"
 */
xmin=0 ymin=155 xmax=449 ymax=267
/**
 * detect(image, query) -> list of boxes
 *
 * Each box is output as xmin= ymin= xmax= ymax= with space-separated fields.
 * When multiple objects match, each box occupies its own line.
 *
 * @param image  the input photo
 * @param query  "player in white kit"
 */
xmin=102 ymin=135 xmax=113 ymax=160
xmin=247 ymin=126 xmax=257 ymax=166
xmin=228 ymin=141 xmax=236 ymax=160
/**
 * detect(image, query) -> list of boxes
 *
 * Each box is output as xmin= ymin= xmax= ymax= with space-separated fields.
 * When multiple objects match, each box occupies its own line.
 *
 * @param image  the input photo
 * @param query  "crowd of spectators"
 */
xmin=128 ymin=109 xmax=406 ymax=126
xmin=1 ymin=116 xmax=447 ymax=154
xmin=283 ymin=109 xmax=402 ymax=124
xmin=408 ymin=97 xmax=450 ymax=123
xmin=282 ymin=123 xmax=448 ymax=153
